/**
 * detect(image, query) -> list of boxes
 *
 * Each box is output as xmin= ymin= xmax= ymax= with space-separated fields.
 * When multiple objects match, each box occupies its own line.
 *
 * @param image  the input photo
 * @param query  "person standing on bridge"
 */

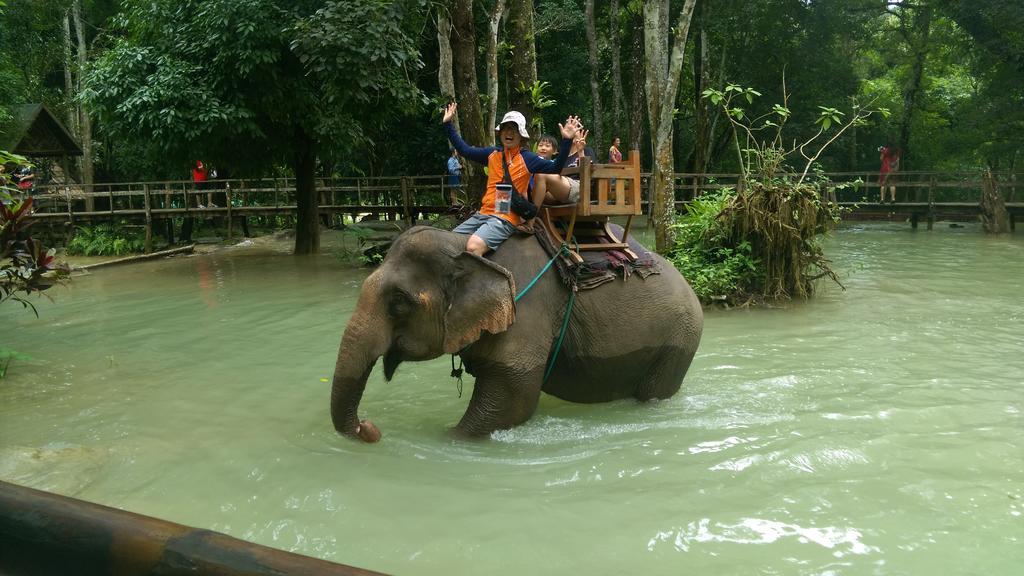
xmin=191 ymin=160 xmax=209 ymax=208
xmin=608 ymin=136 xmax=623 ymax=164
xmin=446 ymin=148 xmax=462 ymax=189
xmin=879 ymin=145 xmax=901 ymax=203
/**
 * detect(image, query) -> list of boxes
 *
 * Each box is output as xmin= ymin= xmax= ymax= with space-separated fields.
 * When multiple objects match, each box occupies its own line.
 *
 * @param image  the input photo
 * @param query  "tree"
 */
xmin=583 ymin=0 xmax=603 ymax=154
xmin=508 ymin=0 xmax=539 ymax=125
xmin=484 ymin=0 xmax=508 ymax=135
xmin=643 ymin=0 xmax=697 ymax=252
xmin=448 ymin=0 xmax=488 ymax=201
xmin=607 ymin=0 xmax=626 ymax=139
xmin=70 ymin=0 xmax=94 ymax=191
xmin=83 ymin=0 xmax=424 ymax=254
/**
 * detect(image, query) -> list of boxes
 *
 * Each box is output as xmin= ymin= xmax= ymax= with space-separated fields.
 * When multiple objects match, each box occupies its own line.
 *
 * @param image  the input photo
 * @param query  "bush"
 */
xmin=668 ymin=188 xmax=760 ymax=303
xmin=66 ymin=223 xmax=144 ymax=256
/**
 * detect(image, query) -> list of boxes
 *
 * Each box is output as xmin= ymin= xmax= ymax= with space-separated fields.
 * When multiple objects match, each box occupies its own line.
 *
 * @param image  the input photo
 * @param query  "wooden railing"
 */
xmin=666 ymin=170 xmax=1020 ymax=204
xmin=16 ymin=170 xmax=1021 ymax=236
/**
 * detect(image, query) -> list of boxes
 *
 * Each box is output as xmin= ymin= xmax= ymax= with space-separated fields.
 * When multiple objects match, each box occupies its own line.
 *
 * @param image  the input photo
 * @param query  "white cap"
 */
xmin=495 ymin=111 xmax=530 ymax=139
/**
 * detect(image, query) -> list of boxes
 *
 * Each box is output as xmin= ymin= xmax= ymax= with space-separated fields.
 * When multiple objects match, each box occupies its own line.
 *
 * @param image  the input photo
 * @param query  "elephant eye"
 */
xmin=387 ymin=291 xmax=414 ymax=320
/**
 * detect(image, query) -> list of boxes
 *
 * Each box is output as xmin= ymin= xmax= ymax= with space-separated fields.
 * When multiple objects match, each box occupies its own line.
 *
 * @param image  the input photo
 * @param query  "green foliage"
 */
xmin=66 ymin=223 xmax=144 ymax=256
xmin=703 ymin=81 xmax=888 ymax=183
xmin=668 ymin=189 xmax=759 ymax=302
xmin=519 ymin=80 xmax=557 ymax=137
xmin=2 ymin=152 xmax=69 ymax=316
xmin=83 ymin=0 xmax=426 ymax=173
xmin=0 ymin=348 xmax=32 ymax=380
xmin=333 ymin=226 xmax=388 ymax=267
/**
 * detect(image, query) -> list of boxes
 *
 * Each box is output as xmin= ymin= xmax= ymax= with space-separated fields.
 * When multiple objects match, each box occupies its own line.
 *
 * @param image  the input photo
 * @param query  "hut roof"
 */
xmin=0 ymin=104 xmax=83 ymax=157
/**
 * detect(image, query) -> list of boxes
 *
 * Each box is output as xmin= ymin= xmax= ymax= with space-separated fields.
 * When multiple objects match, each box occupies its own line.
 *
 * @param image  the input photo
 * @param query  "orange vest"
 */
xmin=481 ymin=148 xmax=530 ymax=225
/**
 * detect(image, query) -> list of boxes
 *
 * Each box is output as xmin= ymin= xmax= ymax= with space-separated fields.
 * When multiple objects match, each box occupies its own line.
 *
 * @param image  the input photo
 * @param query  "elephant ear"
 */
xmin=443 ymin=252 xmax=517 ymax=353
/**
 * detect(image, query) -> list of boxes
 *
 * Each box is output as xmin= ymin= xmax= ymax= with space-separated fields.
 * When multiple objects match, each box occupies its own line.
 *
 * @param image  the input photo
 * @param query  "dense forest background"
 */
xmin=2 ymin=0 xmax=1022 ymax=183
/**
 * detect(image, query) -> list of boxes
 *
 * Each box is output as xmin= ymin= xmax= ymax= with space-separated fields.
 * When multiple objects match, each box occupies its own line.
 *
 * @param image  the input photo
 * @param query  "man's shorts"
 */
xmin=566 ymin=178 xmax=581 ymax=203
xmin=453 ymin=212 xmax=517 ymax=250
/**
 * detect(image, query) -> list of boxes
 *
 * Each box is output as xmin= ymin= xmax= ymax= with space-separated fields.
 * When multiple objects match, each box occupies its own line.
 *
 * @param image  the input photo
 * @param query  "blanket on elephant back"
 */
xmin=530 ymin=220 xmax=661 ymax=291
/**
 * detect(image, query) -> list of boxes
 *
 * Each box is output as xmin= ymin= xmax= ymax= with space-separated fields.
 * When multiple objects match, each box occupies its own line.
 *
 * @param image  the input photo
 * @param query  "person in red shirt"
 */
xmin=879 ymin=145 xmax=901 ymax=203
xmin=192 ymin=160 xmax=208 ymax=184
xmin=443 ymin=102 xmax=580 ymax=256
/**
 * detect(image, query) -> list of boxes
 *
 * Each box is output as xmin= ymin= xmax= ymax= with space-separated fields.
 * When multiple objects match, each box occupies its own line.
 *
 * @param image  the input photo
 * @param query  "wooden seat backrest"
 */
xmin=560 ymin=151 xmax=642 ymax=217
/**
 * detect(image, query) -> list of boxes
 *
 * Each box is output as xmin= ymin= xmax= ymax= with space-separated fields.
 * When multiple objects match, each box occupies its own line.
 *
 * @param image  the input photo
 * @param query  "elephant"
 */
xmin=330 ymin=226 xmax=703 ymax=441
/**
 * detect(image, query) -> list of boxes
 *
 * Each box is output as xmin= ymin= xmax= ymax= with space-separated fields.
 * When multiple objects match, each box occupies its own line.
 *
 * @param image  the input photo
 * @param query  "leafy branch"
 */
xmin=703 ymin=78 xmax=889 ymax=185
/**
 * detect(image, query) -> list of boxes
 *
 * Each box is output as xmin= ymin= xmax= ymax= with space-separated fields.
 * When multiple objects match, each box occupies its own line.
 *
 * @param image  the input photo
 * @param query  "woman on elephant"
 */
xmin=443 ymin=102 xmax=580 ymax=256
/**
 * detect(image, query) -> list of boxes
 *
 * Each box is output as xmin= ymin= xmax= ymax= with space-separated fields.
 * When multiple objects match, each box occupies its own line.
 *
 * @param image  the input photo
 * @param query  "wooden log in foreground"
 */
xmin=0 ymin=480 xmax=386 ymax=576
xmin=78 ymin=244 xmax=197 ymax=271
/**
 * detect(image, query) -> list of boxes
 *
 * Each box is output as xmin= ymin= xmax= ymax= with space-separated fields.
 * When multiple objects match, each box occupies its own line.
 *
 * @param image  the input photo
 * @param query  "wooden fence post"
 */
xmin=401 ymin=177 xmax=413 ymax=227
xmin=143 ymin=184 xmax=153 ymax=253
xmin=927 ymin=175 xmax=935 ymax=230
xmin=226 ymin=185 xmax=233 ymax=240
xmin=64 ymin=185 xmax=75 ymax=245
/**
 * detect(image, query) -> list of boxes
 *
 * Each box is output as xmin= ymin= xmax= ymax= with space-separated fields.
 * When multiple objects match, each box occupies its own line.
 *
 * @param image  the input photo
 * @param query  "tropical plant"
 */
xmin=519 ymin=80 xmax=557 ymax=137
xmin=2 ymin=151 xmax=69 ymax=316
xmin=66 ymin=223 xmax=145 ymax=256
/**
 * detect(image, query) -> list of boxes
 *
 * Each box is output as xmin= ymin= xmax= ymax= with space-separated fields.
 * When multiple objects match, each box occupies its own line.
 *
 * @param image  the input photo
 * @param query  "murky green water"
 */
xmin=1 ymin=224 xmax=1021 ymax=575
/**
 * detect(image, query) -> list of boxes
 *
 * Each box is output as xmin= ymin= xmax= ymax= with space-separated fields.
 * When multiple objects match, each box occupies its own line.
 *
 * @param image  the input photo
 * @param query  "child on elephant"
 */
xmin=530 ymin=127 xmax=593 ymax=209
xmin=442 ymin=102 xmax=581 ymax=256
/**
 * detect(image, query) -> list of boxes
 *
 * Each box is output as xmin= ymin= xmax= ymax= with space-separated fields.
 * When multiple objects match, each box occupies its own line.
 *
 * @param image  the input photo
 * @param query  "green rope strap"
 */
xmin=543 ymin=288 xmax=576 ymax=384
xmin=514 ymin=243 xmax=576 ymax=384
xmin=453 ymin=243 xmax=577 ymax=390
xmin=514 ymin=243 xmax=568 ymax=302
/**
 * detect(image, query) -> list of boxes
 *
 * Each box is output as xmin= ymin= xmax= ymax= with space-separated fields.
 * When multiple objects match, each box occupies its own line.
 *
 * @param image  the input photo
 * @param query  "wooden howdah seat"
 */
xmin=540 ymin=150 xmax=643 ymax=262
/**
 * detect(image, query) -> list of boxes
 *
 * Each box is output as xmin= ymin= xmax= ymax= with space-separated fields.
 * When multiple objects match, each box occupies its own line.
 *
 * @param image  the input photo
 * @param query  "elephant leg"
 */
xmin=455 ymin=363 xmax=544 ymax=437
xmin=633 ymin=348 xmax=695 ymax=401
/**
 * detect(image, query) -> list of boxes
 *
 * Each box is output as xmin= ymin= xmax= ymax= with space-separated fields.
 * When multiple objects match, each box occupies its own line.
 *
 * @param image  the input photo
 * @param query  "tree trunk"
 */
xmin=437 ymin=7 xmax=459 ymax=134
xmin=72 ymin=0 xmax=93 ymax=196
xmin=690 ymin=0 xmax=711 ymax=177
xmin=451 ymin=0 xmax=488 ymax=205
xmin=628 ymin=10 xmax=645 ymax=153
xmin=608 ymin=0 xmax=625 ymax=139
xmin=584 ymin=0 xmax=604 ymax=156
xmin=62 ymin=12 xmax=76 ymax=136
xmin=485 ymin=0 xmax=507 ymax=135
xmin=898 ymin=4 xmax=932 ymax=171
xmin=508 ymin=0 xmax=538 ymax=126
xmin=980 ymin=169 xmax=1010 ymax=234
xmin=293 ymin=128 xmax=319 ymax=255
xmin=644 ymin=0 xmax=697 ymax=252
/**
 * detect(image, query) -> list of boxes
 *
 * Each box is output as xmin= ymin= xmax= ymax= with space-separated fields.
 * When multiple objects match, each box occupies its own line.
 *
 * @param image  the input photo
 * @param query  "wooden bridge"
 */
xmin=16 ymin=170 xmax=1020 ymax=249
xmin=674 ymin=170 xmax=1021 ymax=231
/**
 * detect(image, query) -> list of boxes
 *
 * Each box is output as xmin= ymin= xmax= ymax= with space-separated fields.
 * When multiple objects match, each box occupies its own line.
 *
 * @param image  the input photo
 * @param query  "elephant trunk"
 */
xmin=330 ymin=277 xmax=389 ymax=441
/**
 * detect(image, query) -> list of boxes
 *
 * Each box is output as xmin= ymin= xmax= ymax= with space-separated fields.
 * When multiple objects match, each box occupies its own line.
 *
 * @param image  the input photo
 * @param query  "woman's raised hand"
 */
xmin=558 ymin=115 xmax=583 ymax=140
xmin=443 ymin=102 xmax=458 ymax=124
xmin=575 ymin=129 xmax=589 ymax=147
